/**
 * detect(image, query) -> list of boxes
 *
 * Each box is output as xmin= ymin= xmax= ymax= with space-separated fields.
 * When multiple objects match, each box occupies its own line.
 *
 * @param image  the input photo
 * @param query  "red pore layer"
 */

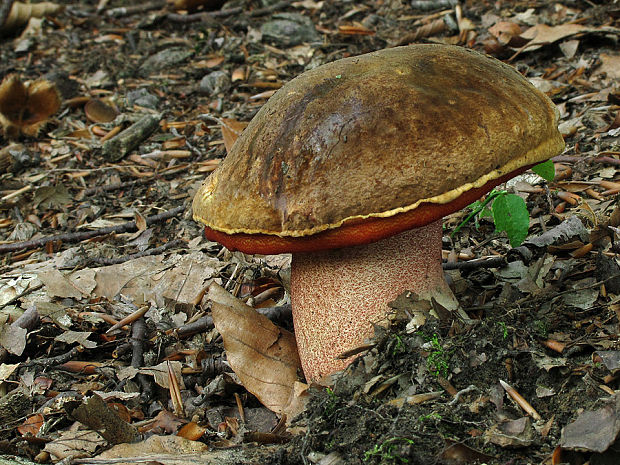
xmin=203 ymin=165 xmax=531 ymax=254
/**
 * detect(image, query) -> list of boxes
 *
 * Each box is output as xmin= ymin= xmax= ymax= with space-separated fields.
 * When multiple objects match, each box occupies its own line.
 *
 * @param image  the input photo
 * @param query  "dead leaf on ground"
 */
xmin=519 ymin=23 xmax=619 ymax=52
xmin=220 ymin=118 xmax=249 ymax=153
xmin=560 ymin=394 xmax=620 ymax=453
xmin=0 ymin=324 xmax=27 ymax=356
xmin=208 ymin=283 xmax=308 ymax=419
xmin=43 ymin=425 xmax=106 ymax=461
xmin=598 ymin=53 xmax=620 ymax=80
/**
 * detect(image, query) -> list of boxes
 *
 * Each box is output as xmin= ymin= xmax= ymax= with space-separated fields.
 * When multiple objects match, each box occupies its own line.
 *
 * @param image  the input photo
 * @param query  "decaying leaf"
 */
xmin=43 ymin=426 xmax=106 ymax=461
xmin=0 ymin=75 xmax=61 ymax=138
xmin=519 ymin=23 xmax=614 ymax=52
xmin=220 ymin=118 xmax=249 ymax=154
xmin=560 ymin=394 xmax=620 ymax=453
xmin=208 ymin=283 xmax=308 ymax=419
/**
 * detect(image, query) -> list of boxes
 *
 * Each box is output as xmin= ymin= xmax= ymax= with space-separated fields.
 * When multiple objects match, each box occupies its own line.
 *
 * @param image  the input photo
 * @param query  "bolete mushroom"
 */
xmin=193 ymin=45 xmax=564 ymax=382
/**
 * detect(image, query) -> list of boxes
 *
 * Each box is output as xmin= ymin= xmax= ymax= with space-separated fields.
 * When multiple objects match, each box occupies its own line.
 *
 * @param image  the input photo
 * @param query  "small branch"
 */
xmin=0 ymin=206 xmax=185 ymax=254
xmin=20 ymin=346 xmax=82 ymax=369
xmin=91 ymin=239 xmax=186 ymax=266
xmin=105 ymin=0 xmax=166 ymax=18
xmin=0 ymin=282 xmax=43 ymax=310
xmin=166 ymin=0 xmax=292 ymax=23
xmin=442 ymin=256 xmax=506 ymax=270
xmin=102 ymin=114 xmax=161 ymax=162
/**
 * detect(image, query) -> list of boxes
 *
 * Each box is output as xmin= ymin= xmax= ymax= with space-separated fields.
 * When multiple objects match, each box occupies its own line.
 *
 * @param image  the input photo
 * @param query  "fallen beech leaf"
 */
xmin=17 ymin=413 xmax=44 ymax=437
xmin=139 ymin=409 xmax=186 ymax=434
xmin=98 ymin=435 xmax=209 ymax=462
xmin=208 ymin=283 xmax=308 ymax=418
xmin=520 ymin=23 xmax=588 ymax=51
xmin=598 ymin=53 xmax=620 ymax=80
xmin=220 ymin=118 xmax=249 ymax=154
xmin=560 ymin=394 xmax=620 ymax=453
xmin=178 ymin=421 xmax=208 ymax=441
xmin=440 ymin=438 xmax=495 ymax=463
xmin=488 ymin=21 xmax=525 ymax=46
xmin=44 ymin=427 xmax=106 ymax=460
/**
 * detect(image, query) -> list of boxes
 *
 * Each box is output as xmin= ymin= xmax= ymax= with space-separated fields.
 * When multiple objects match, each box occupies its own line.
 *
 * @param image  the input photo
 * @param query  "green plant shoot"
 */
xmin=451 ymin=161 xmax=555 ymax=247
xmin=531 ymin=159 xmax=555 ymax=181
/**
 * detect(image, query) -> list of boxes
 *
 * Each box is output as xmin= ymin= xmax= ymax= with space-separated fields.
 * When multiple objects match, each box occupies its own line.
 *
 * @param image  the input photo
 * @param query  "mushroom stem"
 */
xmin=290 ymin=219 xmax=457 ymax=382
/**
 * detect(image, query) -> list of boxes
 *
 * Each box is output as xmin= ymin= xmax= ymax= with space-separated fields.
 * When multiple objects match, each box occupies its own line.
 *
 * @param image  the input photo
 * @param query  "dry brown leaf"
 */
xmin=17 ymin=413 xmax=44 ymax=437
xmin=208 ymin=283 xmax=307 ymax=419
xmin=139 ymin=409 xmax=186 ymax=434
xmin=520 ymin=23 xmax=588 ymax=51
xmin=220 ymin=118 xmax=249 ymax=154
xmin=488 ymin=21 xmax=523 ymax=46
xmin=178 ymin=421 xmax=208 ymax=441
xmin=598 ymin=53 xmax=620 ymax=80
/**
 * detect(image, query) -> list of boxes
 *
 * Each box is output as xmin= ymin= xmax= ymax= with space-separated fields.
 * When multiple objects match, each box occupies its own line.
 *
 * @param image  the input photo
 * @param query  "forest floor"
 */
xmin=1 ymin=0 xmax=620 ymax=464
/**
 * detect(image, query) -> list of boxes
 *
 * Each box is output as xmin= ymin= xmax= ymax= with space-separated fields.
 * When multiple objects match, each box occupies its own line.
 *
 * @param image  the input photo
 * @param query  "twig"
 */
xmin=0 ymin=206 xmax=185 ymax=254
xmin=105 ymin=0 xmax=166 ymax=18
xmin=102 ymin=114 xmax=161 ymax=162
xmin=0 ymin=282 xmax=43 ymax=310
xmin=166 ymin=0 xmax=292 ymax=23
xmin=90 ymin=239 xmax=186 ymax=266
xmin=20 ymin=346 xmax=82 ymax=368
xmin=82 ymin=177 xmax=154 ymax=197
xmin=410 ymin=0 xmax=457 ymax=11
xmin=442 ymin=256 xmax=506 ymax=271
xmin=500 ymin=379 xmax=542 ymax=421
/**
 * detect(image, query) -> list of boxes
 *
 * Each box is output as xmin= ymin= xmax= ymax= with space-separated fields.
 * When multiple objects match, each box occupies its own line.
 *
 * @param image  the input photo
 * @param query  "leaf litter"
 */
xmin=0 ymin=0 xmax=619 ymax=464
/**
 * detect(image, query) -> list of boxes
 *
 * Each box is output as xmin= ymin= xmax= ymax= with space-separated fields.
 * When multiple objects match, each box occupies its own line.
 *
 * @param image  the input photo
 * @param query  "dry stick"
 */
xmin=20 ymin=346 xmax=82 ymax=368
xmin=91 ymin=239 xmax=186 ymax=266
xmin=0 ymin=205 xmax=185 ymax=254
xmin=166 ymin=0 xmax=292 ymax=23
xmin=82 ymin=177 xmax=155 ymax=196
xmin=105 ymin=0 xmax=166 ymax=18
xmin=442 ymin=256 xmax=506 ymax=271
xmin=102 ymin=114 xmax=161 ymax=162
xmin=130 ymin=316 xmax=154 ymax=401
xmin=0 ymin=282 xmax=43 ymax=310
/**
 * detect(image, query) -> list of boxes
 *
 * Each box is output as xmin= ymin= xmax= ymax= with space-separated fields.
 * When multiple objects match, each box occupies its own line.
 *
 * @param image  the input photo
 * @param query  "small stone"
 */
xmin=139 ymin=47 xmax=194 ymax=77
xmin=261 ymin=13 xmax=319 ymax=47
xmin=126 ymin=88 xmax=160 ymax=109
xmin=199 ymin=71 xmax=231 ymax=96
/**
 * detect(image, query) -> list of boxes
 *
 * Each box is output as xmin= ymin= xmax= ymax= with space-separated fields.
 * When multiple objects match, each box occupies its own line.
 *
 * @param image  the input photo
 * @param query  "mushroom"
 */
xmin=193 ymin=45 xmax=564 ymax=382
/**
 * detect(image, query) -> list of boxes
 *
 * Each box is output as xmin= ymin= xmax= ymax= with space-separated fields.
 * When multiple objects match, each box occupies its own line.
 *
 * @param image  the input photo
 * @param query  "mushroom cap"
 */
xmin=193 ymin=44 xmax=564 ymax=253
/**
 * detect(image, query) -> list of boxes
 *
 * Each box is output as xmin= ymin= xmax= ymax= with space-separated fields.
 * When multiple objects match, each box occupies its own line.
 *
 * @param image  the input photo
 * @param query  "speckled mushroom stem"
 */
xmin=290 ymin=219 xmax=457 ymax=382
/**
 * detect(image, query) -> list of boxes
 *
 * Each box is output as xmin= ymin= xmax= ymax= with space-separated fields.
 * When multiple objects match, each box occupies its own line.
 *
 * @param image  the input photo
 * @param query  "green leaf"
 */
xmin=532 ymin=160 xmax=555 ymax=181
xmin=492 ymin=194 xmax=529 ymax=247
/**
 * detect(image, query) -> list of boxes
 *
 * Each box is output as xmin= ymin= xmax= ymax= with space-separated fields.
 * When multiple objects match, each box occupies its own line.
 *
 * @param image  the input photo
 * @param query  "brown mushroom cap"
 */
xmin=192 ymin=44 xmax=564 ymax=252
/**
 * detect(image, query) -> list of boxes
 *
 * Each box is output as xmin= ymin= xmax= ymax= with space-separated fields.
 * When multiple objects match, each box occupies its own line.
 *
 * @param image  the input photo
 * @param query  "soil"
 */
xmin=1 ymin=1 xmax=619 ymax=464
